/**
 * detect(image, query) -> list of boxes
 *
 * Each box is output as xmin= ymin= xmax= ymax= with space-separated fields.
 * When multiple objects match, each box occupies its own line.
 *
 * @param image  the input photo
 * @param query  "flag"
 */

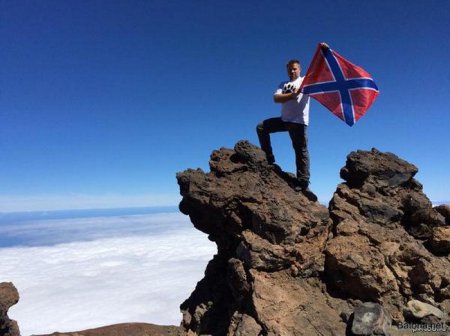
xmin=300 ymin=44 xmax=379 ymax=126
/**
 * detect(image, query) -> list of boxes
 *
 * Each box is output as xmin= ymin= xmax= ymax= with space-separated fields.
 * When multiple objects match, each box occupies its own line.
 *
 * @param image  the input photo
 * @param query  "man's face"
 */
xmin=287 ymin=63 xmax=301 ymax=81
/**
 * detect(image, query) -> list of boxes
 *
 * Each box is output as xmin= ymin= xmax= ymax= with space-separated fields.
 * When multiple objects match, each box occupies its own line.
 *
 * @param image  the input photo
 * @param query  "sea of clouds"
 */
xmin=0 ymin=211 xmax=216 ymax=336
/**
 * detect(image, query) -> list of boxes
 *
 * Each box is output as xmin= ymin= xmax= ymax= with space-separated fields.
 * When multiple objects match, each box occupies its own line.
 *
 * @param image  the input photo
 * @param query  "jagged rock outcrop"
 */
xmin=177 ymin=141 xmax=450 ymax=335
xmin=0 ymin=282 xmax=20 ymax=336
xmin=328 ymin=148 xmax=450 ymax=323
xmin=177 ymin=141 xmax=338 ymax=335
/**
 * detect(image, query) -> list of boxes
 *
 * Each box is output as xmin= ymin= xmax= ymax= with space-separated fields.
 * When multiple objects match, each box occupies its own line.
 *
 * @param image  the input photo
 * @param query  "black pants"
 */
xmin=256 ymin=117 xmax=310 ymax=184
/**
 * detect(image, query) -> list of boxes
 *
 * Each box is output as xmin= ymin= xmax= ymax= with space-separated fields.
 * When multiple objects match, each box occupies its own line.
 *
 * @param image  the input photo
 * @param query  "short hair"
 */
xmin=286 ymin=59 xmax=301 ymax=68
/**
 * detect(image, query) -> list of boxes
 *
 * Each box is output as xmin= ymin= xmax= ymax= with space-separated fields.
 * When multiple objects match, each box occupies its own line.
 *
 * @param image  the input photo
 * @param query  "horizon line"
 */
xmin=0 ymin=193 xmax=181 ymax=213
xmin=0 ymin=204 xmax=179 ymax=216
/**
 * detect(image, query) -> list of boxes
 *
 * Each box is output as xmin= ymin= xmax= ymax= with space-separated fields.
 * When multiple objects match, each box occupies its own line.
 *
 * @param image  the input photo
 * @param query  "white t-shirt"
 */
xmin=275 ymin=76 xmax=310 ymax=125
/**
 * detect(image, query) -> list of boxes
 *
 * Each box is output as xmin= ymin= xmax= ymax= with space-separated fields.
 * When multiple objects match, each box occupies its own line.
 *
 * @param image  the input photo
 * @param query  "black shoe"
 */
xmin=294 ymin=181 xmax=318 ymax=202
xmin=293 ymin=180 xmax=308 ymax=191
xmin=301 ymin=187 xmax=318 ymax=202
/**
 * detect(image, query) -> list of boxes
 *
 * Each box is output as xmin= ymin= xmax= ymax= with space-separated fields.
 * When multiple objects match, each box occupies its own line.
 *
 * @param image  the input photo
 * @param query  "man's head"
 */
xmin=286 ymin=59 xmax=301 ymax=81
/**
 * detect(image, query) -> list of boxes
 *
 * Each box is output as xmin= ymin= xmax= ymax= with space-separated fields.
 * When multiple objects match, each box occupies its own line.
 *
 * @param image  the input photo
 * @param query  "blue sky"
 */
xmin=1 ymin=0 xmax=449 ymax=211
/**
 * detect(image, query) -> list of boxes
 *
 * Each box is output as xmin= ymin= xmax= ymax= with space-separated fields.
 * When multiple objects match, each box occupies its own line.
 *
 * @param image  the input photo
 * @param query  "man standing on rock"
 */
xmin=256 ymin=45 xmax=328 ymax=199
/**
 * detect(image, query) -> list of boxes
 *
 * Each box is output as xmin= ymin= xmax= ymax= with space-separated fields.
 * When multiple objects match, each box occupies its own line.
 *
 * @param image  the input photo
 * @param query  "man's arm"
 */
xmin=273 ymin=87 xmax=301 ymax=103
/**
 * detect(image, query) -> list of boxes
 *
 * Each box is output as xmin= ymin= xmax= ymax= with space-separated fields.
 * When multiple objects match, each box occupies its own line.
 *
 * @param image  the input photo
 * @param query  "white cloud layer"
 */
xmin=0 ymin=193 xmax=180 ymax=213
xmin=0 ymin=213 xmax=216 ymax=336
xmin=1 ymin=212 xmax=188 ymax=247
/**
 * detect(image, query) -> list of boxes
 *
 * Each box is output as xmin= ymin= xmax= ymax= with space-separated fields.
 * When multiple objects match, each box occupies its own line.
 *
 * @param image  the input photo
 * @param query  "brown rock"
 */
xmin=34 ymin=323 xmax=184 ymax=336
xmin=177 ymin=141 xmax=343 ymax=335
xmin=227 ymin=258 xmax=251 ymax=302
xmin=227 ymin=312 xmax=262 ymax=335
xmin=329 ymin=149 xmax=450 ymax=321
xmin=429 ymin=226 xmax=450 ymax=255
xmin=177 ymin=143 xmax=450 ymax=334
xmin=339 ymin=148 xmax=418 ymax=189
xmin=0 ymin=282 xmax=20 ymax=336
xmin=408 ymin=208 xmax=446 ymax=239
xmin=434 ymin=204 xmax=450 ymax=225
xmin=325 ymin=234 xmax=399 ymax=301
xmin=250 ymin=271 xmax=347 ymax=335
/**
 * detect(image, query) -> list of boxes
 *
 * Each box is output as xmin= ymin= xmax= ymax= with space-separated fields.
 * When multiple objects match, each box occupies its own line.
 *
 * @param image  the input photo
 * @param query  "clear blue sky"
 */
xmin=1 ymin=0 xmax=449 ymax=211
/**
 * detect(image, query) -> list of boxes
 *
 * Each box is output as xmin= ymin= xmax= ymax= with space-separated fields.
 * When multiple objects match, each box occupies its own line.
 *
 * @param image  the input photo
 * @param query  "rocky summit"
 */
xmin=2 ymin=141 xmax=449 ymax=336
xmin=176 ymin=141 xmax=450 ymax=335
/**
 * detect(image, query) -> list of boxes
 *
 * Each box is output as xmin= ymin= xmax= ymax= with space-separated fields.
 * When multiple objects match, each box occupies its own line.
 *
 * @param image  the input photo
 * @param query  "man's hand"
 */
xmin=274 ymin=87 xmax=301 ymax=103
xmin=320 ymin=42 xmax=330 ymax=50
xmin=284 ymin=87 xmax=302 ymax=100
xmin=292 ymin=87 xmax=302 ymax=98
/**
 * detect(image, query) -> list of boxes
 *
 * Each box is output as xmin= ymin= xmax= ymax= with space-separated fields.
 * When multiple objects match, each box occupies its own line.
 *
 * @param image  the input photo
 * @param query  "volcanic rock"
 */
xmin=351 ymin=302 xmax=391 ymax=335
xmin=328 ymin=149 xmax=450 ymax=322
xmin=406 ymin=300 xmax=445 ymax=319
xmin=0 ymin=282 xmax=20 ymax=336
xmin=177 ymin=142 xmax=450 ymax=335
xmin=435 ymin=204 xmax=450 ymax=225
xmin=429 ymin=227 xmax=450 ymax=255
xmin=177 ymin=141 xmax=343 ymax=335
